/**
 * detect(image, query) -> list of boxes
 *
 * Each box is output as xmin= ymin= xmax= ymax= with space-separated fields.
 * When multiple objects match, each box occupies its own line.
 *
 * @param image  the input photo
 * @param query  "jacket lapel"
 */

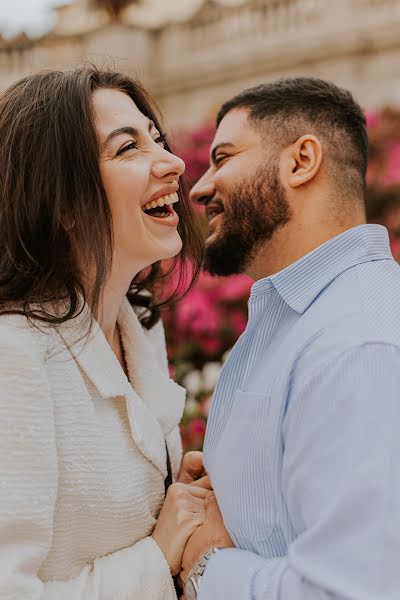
xmin=118 ymin=299 xmax=186 ymax=439
xmin=56 ymin=301 xmax=185 ymax=478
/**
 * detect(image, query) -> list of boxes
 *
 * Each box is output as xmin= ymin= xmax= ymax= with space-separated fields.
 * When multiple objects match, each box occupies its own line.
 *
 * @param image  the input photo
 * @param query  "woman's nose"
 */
xmin=152 ymin=147 xmax=185 ymax=180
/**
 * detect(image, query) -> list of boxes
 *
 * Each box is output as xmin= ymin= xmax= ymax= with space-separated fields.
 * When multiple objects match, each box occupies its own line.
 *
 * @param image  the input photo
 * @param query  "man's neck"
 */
xmin=247 ymin=217 xmax=366 ymax=281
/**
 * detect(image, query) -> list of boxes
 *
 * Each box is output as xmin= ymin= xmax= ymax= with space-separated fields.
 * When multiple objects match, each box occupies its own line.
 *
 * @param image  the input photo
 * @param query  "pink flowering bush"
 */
xmin=163 ymin=271 xmax=252 ymax=366
xmin=164 ymin=109 xmax=400 ymax=451
xmin=366 ymin=107 xmax=400 ymax=258
xmin=172 ymin=123 xmax=216 ymax=186
xmin=162 ymin=270 xmax=252 ymax=451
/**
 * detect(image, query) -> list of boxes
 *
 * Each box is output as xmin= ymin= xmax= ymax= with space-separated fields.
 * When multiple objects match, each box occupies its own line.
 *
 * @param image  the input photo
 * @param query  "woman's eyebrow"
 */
xmin=102 ymin=119 xmax=156 ymax=151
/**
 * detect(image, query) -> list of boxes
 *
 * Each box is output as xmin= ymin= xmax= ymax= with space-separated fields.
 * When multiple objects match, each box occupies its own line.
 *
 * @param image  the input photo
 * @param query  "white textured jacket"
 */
xmin=0 ymin=298 xmax=186 ymax=600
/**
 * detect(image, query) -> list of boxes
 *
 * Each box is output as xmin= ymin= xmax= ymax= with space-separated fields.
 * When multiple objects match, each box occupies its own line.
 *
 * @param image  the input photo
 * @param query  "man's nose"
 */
xmin=189 ymin=169 xmax=215 ymax=205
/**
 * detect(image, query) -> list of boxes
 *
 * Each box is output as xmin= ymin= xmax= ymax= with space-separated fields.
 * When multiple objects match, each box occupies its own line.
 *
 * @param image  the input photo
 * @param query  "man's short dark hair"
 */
xmin=217 ymin=77 xmax=368 ymax=197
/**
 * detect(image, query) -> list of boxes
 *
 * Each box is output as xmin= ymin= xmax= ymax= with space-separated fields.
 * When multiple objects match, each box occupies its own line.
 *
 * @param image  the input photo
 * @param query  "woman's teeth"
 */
xmin=142 ymin=192 xmax=179 ymax=213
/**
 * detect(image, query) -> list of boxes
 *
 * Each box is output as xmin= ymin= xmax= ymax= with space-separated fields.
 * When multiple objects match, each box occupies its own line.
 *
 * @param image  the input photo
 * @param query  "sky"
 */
xmin=0 ymin=0 xmax=67 ymax=37
xmin=0 ymin=0 xmax=247 ymax=37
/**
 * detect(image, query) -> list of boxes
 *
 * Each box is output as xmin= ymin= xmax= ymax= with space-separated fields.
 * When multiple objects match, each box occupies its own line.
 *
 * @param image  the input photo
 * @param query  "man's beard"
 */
xmin=203 ymin=162 xmax=291 ymax=276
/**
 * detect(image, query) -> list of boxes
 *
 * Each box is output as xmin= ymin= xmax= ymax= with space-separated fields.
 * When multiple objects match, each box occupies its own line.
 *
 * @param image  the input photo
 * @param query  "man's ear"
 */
xmin=281 ymin=134 xmax=323 ymax=189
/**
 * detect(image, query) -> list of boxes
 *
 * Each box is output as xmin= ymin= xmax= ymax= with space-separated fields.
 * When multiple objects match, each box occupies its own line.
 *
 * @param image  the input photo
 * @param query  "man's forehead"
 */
xmin=211 ymin=107 xmax=260 ymax=151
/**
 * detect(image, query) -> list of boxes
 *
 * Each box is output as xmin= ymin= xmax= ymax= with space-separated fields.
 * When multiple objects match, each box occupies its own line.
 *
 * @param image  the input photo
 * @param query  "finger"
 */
xmin=186 ymin=483 xmax=210 ymax=498
xmin=206 ymin=494 xmax=220 ymax=511
xmin=206 ymin=493 xmax=223 ymax=518
xmin=188 ymin=503 xmax=207 ymax=517
xmin=206 ymin=491 xmax=216 ymax=505
xmin=180 ymin=567 xmax=190 ymax=587
xmin=184 ymin=511 xmax=206 ymax=530
xmin=183 ymin=451 xmax=204 ymax=472
xmin=185 ymin=513 xmax=206 ymax=528
xmin=177 ymin=472 xmax=198 ymax=484
xmin=190 ymin=475 xmax=212 ymax=490
xmin=186 ymin=495 xmax=206 ymax=509
xmin=177 ymin=469 xmax=207 ymax=485
xmin=178 ymin=451 xmax=205 ymax=481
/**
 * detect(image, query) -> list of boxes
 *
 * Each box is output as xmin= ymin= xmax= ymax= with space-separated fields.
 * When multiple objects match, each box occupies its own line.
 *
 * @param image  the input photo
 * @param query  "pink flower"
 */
xmin=201 ymin=336 xmax=222 ymax=356
xmin=365 ymin=111 xmax=380 ymax=129
xmin=200 ymin=396 xmax=212 ymax=417
xmin=390 ymin=238 xmax=400 ymax=259
xmin=181 ymin=418 xmax=207 ymax=451
xmin=384 ymin=143 xmax=400 ymax=185
xmin=219 ymin=275 xmax=252 ymax=301
xmin=230 ymin=309 xmax=248 ymax=336
xmin=189 ymin=418 xmax=206 ymax=435
xmin=175 ymin=123 xmax=215 ymax=184
xmin=176 ymin=288 xmax=219 ymax=336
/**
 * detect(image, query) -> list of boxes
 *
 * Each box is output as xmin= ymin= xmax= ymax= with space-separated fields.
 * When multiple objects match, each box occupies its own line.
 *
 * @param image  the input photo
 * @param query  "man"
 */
xmin=180 ymin=77 xmax=400 ymax=599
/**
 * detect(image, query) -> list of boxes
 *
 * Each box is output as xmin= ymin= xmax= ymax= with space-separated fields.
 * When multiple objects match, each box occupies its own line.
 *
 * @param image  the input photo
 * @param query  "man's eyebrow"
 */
xmin=210 ymin=142 xmax=236 ymax=165
xmin=102 ymin=119 xmax=156 ymax=150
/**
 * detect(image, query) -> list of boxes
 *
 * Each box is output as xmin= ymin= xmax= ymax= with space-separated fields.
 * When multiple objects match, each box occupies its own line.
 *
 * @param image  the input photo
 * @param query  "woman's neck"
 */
xmin=96 ymin=265 xmax=136 ymax=346
xmin=96 ymin=276 xmax=131 ymax=378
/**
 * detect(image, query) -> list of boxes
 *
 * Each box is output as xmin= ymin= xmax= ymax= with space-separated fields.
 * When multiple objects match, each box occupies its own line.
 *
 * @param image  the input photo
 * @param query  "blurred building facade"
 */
xmin=1 ymin=0 xmax=400 ymax=127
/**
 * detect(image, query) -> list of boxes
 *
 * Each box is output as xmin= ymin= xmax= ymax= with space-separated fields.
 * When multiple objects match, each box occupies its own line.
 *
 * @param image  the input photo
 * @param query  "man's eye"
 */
xmin=215 ymin=155 xmax=227 ymax=166
xmin=116 ymin=141 xmax=137 ymax=156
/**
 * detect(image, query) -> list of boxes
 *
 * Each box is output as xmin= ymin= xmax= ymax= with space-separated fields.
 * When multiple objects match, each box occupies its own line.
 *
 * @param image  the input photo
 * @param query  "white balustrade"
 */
xmin=0 ymin=0 xmax=399 ymax=93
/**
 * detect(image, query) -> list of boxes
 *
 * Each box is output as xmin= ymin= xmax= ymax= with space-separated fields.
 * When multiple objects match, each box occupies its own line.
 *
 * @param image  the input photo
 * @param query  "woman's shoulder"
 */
xmin=0 ymin=313 xmax=50 ymax=364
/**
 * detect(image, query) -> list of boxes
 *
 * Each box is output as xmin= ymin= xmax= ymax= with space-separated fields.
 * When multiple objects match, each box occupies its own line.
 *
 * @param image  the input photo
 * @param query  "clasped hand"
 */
xmin=152 ymin=451 xmax=233 ymax=595
xmin=178 ymin=452 xmax=234 ymax=596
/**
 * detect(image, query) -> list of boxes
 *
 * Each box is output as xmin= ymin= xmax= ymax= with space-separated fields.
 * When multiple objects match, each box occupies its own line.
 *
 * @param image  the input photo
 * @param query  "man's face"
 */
xmin=190 ymin=108 xmax=291 ymax=276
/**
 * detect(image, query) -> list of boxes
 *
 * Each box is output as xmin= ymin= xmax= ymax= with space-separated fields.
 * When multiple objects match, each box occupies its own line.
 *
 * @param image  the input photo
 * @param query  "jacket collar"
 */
xmin=250 ymin=225 xmax=393 ymax=314
xmin=56 ymin=298 xmax=185 ymax=477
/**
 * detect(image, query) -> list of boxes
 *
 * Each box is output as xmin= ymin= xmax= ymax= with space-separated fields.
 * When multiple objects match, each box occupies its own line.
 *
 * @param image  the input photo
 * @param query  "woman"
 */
xmin=0 ymin=66 xmax=207 ymax=599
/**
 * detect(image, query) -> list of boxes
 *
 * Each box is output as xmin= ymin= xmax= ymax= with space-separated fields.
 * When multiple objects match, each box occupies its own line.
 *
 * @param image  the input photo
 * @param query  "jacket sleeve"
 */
xmin=0 ymin=329 xmax=177 ymax=600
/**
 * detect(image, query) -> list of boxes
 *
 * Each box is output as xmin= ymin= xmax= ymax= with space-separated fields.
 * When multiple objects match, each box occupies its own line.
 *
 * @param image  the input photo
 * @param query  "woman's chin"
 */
xmin=154 ymin=236 xmax=183 ymax=263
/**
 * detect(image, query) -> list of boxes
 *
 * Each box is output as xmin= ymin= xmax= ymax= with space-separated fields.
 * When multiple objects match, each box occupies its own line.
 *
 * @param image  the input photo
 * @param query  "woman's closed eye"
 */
xmin=116 ymin=133 xmax=167 ymax=157
xmin=116 ymin=141 xmax=138 ymax=156
xmin=154 ymin=133 xmax=168 ymax=147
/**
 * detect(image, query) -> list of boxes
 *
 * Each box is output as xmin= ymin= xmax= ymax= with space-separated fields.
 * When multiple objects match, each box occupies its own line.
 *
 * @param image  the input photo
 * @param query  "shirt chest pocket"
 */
xmin=212 ymin=389 xmax=277 ymax=545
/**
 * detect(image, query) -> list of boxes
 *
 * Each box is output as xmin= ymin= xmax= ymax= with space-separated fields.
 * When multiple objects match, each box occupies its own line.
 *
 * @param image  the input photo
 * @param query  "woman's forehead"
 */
xmin=92 ymin=88 xmax=150 ymax=138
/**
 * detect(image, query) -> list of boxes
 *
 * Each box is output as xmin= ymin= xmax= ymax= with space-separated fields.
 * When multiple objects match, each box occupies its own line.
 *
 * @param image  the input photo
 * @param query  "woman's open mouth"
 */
xmin=142 ymin=192 xmax=179 ymax=223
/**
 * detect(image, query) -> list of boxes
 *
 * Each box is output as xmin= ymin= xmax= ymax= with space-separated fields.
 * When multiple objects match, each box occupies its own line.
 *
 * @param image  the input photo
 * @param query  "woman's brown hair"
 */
xmin=0 ymin=66 xmax=203 ymax=329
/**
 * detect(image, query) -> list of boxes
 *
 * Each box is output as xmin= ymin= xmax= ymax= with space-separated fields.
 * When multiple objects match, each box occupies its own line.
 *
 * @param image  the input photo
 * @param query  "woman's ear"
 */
xmin=281 ymin=134 xmax=323 ymax=189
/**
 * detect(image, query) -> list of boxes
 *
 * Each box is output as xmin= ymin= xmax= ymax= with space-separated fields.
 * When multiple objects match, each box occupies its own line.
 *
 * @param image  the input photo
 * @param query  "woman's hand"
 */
xmin=177 ymin=451 xmax=206 ymax=484
xmin=152 ymin=482 xmax=209 ymax=575
xmin=180 ymin=492 xmax=234 ymax=588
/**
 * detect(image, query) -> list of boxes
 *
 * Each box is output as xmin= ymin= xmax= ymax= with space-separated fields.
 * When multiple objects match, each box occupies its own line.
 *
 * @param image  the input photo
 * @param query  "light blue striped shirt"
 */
xmin=200 ymin=225 xmax=400 ymax=599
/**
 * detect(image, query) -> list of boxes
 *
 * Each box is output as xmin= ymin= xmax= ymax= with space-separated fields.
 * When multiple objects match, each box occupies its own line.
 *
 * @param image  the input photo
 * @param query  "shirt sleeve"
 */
xmin=199 ymin=342 xmax=400 ymax=599
xmin=0 ymin=331 xmax=177 ymax=600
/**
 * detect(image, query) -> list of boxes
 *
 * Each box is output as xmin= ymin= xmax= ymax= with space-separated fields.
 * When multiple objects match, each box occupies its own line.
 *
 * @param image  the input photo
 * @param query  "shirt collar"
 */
xmin=250 ymin=225 xmax=393 ymax=314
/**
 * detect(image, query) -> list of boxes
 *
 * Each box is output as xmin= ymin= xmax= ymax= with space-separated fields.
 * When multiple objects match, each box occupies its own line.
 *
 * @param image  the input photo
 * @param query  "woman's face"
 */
xmin=93 ymin=88 xmax=185 ymax=276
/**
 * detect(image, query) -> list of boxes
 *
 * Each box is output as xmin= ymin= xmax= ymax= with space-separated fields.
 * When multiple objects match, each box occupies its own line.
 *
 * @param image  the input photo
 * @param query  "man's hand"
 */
xmin=180 ymin=492 xmax=234 ymax=588
xmin=177 ymin=451 xmax=206 ymax=484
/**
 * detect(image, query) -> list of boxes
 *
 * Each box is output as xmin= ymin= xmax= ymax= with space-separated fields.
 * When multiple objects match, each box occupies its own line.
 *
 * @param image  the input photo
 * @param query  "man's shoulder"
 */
xmin=293 ymin=318 xmax=400 ymax=380
xmin=304 ymin=257 xmax=400 ymax=340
